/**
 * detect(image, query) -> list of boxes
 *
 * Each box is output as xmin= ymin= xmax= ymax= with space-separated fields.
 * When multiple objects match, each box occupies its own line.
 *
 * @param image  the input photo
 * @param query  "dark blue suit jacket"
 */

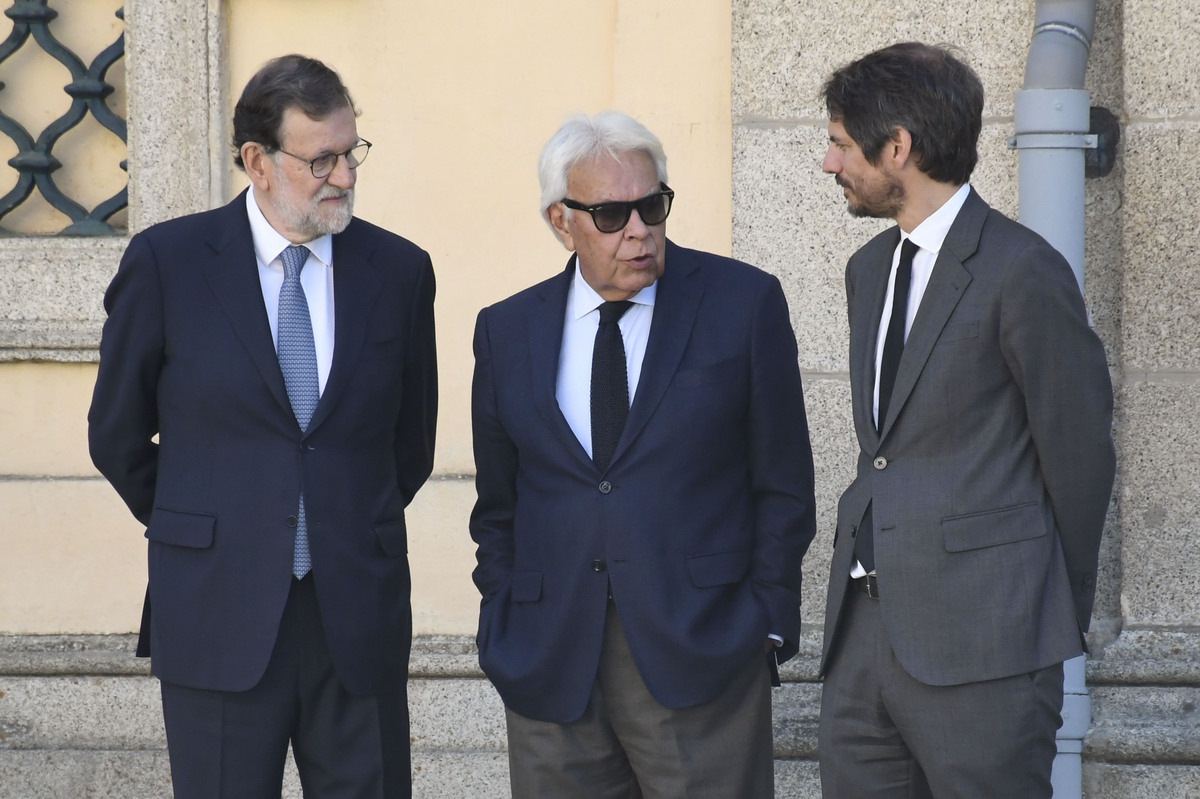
xmin=470 ymin=241 xmax=816 ymax=723
xmin=88 ymin=190 xmax=437 ymax=696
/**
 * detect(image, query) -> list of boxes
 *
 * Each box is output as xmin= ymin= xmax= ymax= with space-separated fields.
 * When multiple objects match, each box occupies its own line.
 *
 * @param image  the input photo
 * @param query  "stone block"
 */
xmin=412 ymin=752 xmax=510 ymax=798
xmin=732 ymin=0 xmax=1033 ymax=121
xmin=1084 ymin=764 xmax=1200 ymax=799
xmin=732 ymin=122 xmax=888 ymax=373
xmin=410 ymin=678 xmax=507 ymax=753
xmin=0 ymin=238 xmax=124 ymax=360
xmin=772 ymin=682 xmax=822 ymax=758
xmin=1114 ymin=381 xmax=1200 ymax=626
xmin=0 ymin=363 xmax=100 ymax=476
xmin=1123 ymin=0 xmax=1200 ymax=117
xmin=1117 ymin=121 xmax=1200 ymax=371
xmin=774 ymin=758 xmax=822 ymax=798
xmin=794 ymin=376 xmax=855 ymax=621
xmin=733 ymin=124 xmax=1021 ymax=373
xmin=0 ymin=675 xmax=163 ymax=750
xmin=1088 ymin=685 xmax=1200 ymax=764
xmin=0 ymin=750 xmax=171 ymax=799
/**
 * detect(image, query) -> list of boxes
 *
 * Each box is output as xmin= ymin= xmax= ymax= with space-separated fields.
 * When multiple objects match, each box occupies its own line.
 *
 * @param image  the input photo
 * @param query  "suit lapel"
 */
xmin=307 ymin=223 xmax=384 ymax=433
xmin=878 ymin=189 xmax=985 ymax=439
xmin=202 ymin=192 xmax=292 ymax=417
xmin=529 ymin=258 xmax=595 ymax=468
xmin=614 ymin=240 xmax=703 ymax=465
xmin=851 ymin=231 xmax=898 ymax=451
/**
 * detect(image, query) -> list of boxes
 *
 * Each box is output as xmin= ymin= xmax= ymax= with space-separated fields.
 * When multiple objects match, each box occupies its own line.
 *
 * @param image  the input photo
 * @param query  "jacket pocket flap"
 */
xmin=146 ymin=507 xmax=215 ymax=549
xmin=373 ymin=518 xmax=408 ymax=557
xmin=687 ymin=550 xmax=751 ymax=587
xmin=510 ymin=570 xmax=543 ymax=603
xmin=942 ymin=501 xmax=1046 ymax=552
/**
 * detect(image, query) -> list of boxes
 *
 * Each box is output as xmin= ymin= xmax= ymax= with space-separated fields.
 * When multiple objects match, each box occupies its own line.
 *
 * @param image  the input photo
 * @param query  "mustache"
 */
xmin=316 ymin=186 xmax=352 ymax=201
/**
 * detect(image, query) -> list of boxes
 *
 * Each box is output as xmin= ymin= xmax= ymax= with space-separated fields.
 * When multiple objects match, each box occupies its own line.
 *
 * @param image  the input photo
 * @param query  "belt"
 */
xmin=852 ymin=574 xmax=879 ymax=599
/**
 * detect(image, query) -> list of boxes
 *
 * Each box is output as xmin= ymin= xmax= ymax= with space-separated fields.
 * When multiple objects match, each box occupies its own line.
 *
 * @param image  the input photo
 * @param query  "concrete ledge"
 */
xmin=2 ymin=633 xmax=1198 ymax=798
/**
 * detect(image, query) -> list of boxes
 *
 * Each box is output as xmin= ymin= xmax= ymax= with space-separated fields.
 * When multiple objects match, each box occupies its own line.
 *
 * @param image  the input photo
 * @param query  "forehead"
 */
xmin=567 ymin=150 xmax=658 ymax=199
xmin=827 ymin=119 xmax=856 ymax=144
xmin=279 ymin=104 xmax=358 ymax=153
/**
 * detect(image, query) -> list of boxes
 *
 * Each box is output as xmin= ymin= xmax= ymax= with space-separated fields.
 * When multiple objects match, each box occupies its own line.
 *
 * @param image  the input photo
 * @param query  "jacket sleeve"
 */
xmin=746 ymin=275 xmax=818 ymax=662
xmin=467 ymin=307 xmax=519 ymax=602
xmin=393 ymin=254 xmax=438 ymax=506
xmin=87 ymin=233 xmax=165 ymax=527
xmin=999 ymin=237 xmax=1116 ymax=631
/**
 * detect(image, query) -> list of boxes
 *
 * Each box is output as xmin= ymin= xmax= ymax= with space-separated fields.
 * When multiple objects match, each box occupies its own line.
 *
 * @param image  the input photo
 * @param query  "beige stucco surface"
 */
xmin=1 ymin=0 xmax=731 ymax=635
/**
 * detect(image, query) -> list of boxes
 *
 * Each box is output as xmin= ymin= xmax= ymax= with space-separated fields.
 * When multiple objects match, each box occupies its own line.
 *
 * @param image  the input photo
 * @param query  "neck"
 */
xmin=895 ymin=180 xmax=963 ymax=233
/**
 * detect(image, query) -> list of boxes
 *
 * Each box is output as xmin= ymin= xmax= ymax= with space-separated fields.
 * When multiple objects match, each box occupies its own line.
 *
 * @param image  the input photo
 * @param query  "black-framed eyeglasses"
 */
xmin=561 ymin=184 xmax=674 ymax=233
xmin=275 ymin=139 xmax=371 ymax=178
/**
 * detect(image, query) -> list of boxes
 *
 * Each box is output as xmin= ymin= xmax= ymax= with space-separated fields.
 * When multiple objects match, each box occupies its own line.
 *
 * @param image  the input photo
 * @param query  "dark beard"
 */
xmin=840 ymin=175 xmax=904 ymax=220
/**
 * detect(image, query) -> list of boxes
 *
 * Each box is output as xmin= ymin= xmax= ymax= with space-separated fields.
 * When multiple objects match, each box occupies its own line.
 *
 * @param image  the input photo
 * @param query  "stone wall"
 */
xmin=2 ymin=0 xmax=1199 ymax=796
xmin=731 ymin=0 xmax=1200 ymax=795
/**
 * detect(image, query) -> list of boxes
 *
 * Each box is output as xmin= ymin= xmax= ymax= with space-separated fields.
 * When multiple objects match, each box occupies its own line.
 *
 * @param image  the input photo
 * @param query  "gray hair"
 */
xmin=537 ymin=111 xmax=669 ymax=226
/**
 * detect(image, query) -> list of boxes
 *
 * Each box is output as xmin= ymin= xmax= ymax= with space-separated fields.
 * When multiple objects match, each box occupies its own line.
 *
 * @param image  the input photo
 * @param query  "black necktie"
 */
xmin=877 ymin=238 xmax=918 ymax=434
xmin=591 ymin=300 xmax=633 ymax=472
xmin=855 ymin=238 xmax=918 ymax=574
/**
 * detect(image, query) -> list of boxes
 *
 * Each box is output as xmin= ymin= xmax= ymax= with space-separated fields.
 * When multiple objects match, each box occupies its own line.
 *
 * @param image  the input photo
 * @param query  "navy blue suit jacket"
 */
xmin=88 ymin=190 xmax=437 ymax=696
xmin=470 ymin=241 xmax=816 ymax=723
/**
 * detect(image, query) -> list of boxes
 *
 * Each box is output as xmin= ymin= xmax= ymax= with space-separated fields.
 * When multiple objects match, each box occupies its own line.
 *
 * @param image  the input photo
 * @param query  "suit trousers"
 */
xmin=160 ymin=575 xmax=411 ymax=799
xmin=818 ymin=586 xmax=1064 ymax=799
xmin=505 ymin=601 xmax=774 ymax=799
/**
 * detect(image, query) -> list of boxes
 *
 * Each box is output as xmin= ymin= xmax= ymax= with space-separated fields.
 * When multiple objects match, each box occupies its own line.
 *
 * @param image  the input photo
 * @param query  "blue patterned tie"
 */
xmin=278 ymin=245 xmax=319 ymax=577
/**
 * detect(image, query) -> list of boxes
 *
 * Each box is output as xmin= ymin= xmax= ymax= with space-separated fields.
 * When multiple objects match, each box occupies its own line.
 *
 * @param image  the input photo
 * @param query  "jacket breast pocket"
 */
xmin=674 ymin=358 xmax=741 ymax=390
xmin=940 ymin=321 xmax=980 ymax=343
xmin=146 ymin=507 xmax=215 ymax=549
xmin=687 ymin=550 xmax=750 ymax=587
xmin=942 ymin=501 xmax=1046 ymax=552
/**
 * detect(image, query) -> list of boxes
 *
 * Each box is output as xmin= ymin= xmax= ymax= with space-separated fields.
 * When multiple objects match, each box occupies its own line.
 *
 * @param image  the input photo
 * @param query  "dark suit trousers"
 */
xmin=505 ymin=601 xmax=774 ymax=799
xmin=160 ymin=576 xmax=410 ymax=799
xmin=818 ymin=586 xmax=1064 ymax=799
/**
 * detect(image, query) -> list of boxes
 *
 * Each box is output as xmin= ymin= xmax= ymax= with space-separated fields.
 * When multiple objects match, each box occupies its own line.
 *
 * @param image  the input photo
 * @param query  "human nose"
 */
xmin=327 ymin=153 xmax=356 ymax=188
xmin=822 ymin=145 xmax=840 ymax=174
xmin=624 ymin=206 xmax=649 ymax=238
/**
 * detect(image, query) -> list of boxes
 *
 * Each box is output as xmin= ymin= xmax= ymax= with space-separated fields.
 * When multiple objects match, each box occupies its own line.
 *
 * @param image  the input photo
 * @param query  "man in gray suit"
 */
xmin=816 ymin=42 xmax=1116 ymax=798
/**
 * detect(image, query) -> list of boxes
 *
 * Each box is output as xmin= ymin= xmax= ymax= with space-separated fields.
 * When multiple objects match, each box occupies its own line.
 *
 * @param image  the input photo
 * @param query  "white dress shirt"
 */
xmin=555 ymin=259 xmax=656 ymax=457
xmin=871 ymin=183 xmax=971 ymax=428
xmin=853 ymin=183 xmax=971 ymax=580
xmin=246 ymin=188 xmax=336 ymax=394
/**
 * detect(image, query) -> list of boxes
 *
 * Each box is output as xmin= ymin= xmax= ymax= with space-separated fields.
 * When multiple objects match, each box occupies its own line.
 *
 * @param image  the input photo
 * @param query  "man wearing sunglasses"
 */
xmin=470 ymin=111 xmax=816 ymax=797
xmin=89 ymin=55 xmax=436 ymax=798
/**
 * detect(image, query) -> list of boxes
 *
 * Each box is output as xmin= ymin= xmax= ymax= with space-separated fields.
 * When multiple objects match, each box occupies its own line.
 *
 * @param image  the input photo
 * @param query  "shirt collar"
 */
xmin=568 ymin=255 xmax=658 ymax=321
xmin=246 ymin=186 xmax=334 ymax=267
xmin=904 ymin=183 xmax=970 ymax=254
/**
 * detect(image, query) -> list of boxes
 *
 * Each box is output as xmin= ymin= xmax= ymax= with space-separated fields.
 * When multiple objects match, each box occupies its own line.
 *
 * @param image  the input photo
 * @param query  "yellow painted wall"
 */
xmin=0 ymin=0 xmax=731 ymax=636
xmin=226 ymin=0 xmax=733 ymax=473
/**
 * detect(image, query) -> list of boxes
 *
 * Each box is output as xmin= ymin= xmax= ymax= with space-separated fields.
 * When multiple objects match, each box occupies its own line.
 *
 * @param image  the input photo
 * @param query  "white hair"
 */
xmin=537 ymin=111 xmax=669 ymax=229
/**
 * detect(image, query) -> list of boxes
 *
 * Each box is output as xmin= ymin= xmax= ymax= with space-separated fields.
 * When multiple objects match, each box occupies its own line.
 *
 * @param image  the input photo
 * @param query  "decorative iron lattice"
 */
xmin=0 ymin=1 xmax=126 ymax=235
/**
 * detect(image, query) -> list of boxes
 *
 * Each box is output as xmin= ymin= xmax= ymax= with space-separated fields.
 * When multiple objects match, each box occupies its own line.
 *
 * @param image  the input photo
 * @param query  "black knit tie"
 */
xmin=590 ymin=300 xmax=633 ymax=472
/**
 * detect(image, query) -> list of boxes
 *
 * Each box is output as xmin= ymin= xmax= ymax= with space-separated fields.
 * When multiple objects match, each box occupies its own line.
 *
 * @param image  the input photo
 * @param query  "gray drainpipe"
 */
xmin=1008 ymin=2 xmax=1098 ymax=797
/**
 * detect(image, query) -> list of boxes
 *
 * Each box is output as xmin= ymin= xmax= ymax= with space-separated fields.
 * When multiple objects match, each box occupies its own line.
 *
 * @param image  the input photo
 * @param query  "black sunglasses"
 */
xmin=561 ymin=184 xmax=674 ymax=233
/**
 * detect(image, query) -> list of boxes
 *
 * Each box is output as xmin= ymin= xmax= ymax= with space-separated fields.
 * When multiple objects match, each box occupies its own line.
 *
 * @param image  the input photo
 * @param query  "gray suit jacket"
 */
xmin=821 ymin=188 xmax=1115 ymax=686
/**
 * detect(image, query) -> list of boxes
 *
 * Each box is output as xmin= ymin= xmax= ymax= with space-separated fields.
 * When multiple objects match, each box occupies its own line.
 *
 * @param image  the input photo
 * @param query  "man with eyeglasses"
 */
xmin=469 ymin=111 xmax=816 ymax=797
xmin=89 ymin=54 xmax=436 ymax=798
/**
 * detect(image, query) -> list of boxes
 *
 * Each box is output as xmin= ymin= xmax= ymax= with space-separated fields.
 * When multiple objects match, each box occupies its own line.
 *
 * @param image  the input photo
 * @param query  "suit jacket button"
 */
xmin=592 ymin=559 xmax=606 ymax=572
xmin=873 ymin=456 xmax=888 ymax=470
xmin=598 ymin=481 xmax=612 ymax=494
xmin=286 ymin=515 xmax=298 ymax=527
